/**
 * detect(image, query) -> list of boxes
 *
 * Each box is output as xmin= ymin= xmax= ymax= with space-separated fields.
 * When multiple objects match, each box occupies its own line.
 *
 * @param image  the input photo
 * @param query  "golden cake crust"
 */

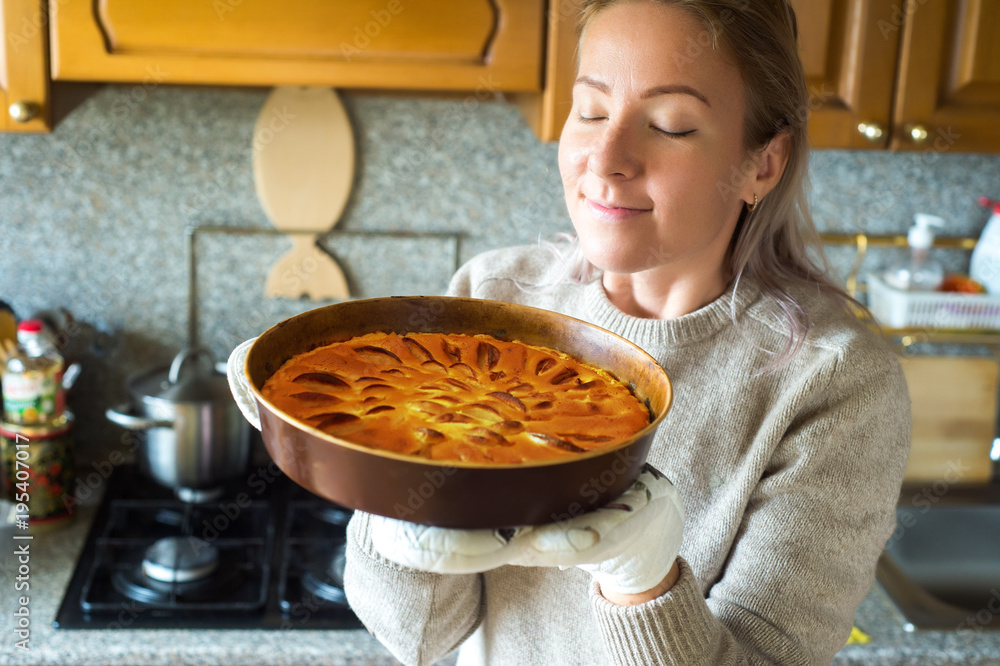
xmin=261 ymin=331 xmax=650 ymax=464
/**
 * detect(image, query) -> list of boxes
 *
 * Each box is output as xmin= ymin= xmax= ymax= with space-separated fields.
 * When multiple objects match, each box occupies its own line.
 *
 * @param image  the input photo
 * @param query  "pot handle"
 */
xmin=168 ymin=346 xmax=216 ymax=384
xmin=105 ymin=404 xmax=173 ymax=430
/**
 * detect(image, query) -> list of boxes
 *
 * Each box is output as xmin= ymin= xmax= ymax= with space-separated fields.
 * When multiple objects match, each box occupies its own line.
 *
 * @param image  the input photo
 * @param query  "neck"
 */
xmin=602 ymin=266 xmax=731 ymax=320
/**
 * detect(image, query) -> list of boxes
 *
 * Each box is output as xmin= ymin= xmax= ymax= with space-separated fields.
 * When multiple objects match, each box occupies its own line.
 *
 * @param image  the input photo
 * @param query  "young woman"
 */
xmin=341 ymin=1 xmax=912 ymax=664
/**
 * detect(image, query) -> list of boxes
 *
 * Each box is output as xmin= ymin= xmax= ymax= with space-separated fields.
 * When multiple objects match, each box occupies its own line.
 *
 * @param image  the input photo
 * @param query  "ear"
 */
xmin=745 ymin=131 xmax=791 ymax=206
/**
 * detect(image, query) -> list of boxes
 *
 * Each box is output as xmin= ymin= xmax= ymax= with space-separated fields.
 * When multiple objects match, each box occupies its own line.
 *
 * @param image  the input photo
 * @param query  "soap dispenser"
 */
xmin=884 ymin=213 xmax=945 ymax=291
xmin=969 ymin=197 xmax=1000 ymax=294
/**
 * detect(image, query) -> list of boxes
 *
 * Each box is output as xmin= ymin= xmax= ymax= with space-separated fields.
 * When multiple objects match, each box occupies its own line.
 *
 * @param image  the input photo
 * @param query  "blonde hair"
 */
xmin=555 ymin=0 xmax=854 ymax=366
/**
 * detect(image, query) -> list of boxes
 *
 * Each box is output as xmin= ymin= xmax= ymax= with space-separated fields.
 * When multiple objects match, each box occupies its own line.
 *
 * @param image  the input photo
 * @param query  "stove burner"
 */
xmin=301 ymin=544 xmax=348 ymax=605
xmin=142 ymin=536 xmax=219 ymax=583
xmin=113 ymin=554 xmax=245 ymax=605
xmin=176 ymin=486 xmax=224 ymax=504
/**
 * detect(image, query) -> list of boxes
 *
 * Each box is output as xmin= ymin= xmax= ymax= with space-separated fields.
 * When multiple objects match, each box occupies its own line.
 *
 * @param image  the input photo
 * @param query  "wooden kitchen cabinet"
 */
xmin=891 ymin=0 xmax=1000 ymax=152
xmin=789 ymin=0 xmax=900 ymax=150
xmin=900 ymin=355 xmax=998 ymax=485
xmin=804 ymin=0 xmax=1000 ymax=152
xmin=521 ymin=0 xmax=1000 ymax=153
xmin=1 ymin=0 xmax=50 ymax=132
xmin=48 ymin=0 xmax=545 ymax=92
xmin=514 ymin=0 xmax=583 ymax=142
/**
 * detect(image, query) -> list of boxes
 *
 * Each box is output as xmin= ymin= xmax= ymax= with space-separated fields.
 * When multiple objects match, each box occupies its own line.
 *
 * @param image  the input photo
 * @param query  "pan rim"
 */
xmin=246 ymin=295 xmax=673 ymax=471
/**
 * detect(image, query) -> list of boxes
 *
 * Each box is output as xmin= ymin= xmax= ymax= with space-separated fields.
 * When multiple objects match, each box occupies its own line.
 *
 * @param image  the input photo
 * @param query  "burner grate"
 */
xmin=53 ymin=464 xmax=364 ymax=629
xmin=80 ymin=540 xmax=268 ymax=612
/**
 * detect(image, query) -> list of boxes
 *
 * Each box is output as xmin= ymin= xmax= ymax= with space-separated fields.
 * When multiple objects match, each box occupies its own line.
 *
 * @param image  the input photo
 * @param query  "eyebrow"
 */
xmin=574 ymin=75 xmax=711 ymax=107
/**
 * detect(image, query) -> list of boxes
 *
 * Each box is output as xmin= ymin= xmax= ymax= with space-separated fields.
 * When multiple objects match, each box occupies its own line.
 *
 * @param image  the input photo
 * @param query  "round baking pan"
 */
xmin=246 ymin=296 xmax=672 ymax=528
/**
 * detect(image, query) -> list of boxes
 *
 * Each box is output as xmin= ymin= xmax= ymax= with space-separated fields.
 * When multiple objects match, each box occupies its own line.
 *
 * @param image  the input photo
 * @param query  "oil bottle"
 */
xmin=2 ymin=319 xmax=65 ymax=425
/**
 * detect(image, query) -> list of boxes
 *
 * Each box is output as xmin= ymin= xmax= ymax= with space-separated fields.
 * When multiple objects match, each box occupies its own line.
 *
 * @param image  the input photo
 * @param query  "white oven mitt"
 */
xmin=227 ymin=338 xmax=261 ymax=430
xmin=370 ymin=464 xmax=684 ymax=596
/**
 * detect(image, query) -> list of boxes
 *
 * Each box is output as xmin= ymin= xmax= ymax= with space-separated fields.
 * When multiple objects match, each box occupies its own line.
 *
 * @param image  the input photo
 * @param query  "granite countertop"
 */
xmin=2 ymin=506 xmax=999 ymax=666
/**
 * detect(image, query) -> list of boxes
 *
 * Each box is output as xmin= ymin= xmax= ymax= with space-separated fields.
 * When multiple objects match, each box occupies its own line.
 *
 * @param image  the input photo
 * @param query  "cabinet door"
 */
xmin=790 ymin=0 xmax=900 ymax=149
xmin=892 ymin=0 xmax=1000 ymax=152
xmin=1 ymin=0 xmax=50 ymax=132
xmin=514 ymin=0 xmax=583 ymax=141
xmin=49 ymin=0 xmax=545 ymax=92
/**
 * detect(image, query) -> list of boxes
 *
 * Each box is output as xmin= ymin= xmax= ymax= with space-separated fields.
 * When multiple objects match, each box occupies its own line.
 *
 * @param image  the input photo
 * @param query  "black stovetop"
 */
xmin=54 ymin=463 xmax=363 ymax=630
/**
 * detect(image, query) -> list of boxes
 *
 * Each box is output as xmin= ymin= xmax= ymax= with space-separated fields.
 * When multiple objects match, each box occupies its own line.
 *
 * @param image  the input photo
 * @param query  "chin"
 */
xmin=572 ymin=223 xmax=664 ymax=276
xmin=578 ymin=245 xmax=651 ymax=276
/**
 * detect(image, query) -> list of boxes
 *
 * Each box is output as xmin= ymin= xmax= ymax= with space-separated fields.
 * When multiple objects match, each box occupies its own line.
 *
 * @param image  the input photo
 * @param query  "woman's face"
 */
xmin=558 ymin=0 xmax=753 ymax=280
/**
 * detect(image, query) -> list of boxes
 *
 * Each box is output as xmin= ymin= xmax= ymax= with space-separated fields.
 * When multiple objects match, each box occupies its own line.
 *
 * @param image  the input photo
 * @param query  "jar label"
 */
xmin=0 ymin=428 xmax=75 ymax=527
xmin=2 ymin=372 xmax=59 ymax=424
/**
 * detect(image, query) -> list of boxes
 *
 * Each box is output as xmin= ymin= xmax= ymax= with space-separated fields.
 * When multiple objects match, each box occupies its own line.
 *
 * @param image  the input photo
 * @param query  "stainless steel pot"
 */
xmin=106 ymin=347 xmax=250 ymax=498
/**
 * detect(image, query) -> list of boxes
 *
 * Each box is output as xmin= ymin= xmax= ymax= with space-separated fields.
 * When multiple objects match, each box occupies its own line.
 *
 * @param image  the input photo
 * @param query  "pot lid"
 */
xmin=131 ymin=347 xmax=232 ymax=403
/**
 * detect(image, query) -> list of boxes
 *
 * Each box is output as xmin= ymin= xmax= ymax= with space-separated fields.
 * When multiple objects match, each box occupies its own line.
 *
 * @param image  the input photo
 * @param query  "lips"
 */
xmin=585 ymin=197 xmax=651 ymax=222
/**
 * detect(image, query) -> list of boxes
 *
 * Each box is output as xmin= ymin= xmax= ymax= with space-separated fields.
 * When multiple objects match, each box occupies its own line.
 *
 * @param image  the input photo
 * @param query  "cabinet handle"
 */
xmin=8 ymin=101 xmax=39 ymax=123
xmin=857 ymin=122 xmax=885 ymax=142
xmin=904 ymin=123 xmax=930 ymax=145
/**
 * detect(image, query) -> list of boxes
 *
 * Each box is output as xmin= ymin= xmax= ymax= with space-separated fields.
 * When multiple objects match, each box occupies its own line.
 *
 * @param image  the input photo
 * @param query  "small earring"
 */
xmin=746 ymin=194 xmax=758 ymax=213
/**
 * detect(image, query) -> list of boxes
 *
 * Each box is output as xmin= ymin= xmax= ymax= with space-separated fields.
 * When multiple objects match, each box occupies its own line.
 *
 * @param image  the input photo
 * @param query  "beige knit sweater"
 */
xmin=344 ymin=244 xmax=911 ymax=666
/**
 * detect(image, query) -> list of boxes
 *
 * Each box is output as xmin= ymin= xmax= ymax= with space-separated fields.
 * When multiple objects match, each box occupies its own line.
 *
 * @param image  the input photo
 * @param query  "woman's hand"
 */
xmin=370 ymin=464 xmax=685 ymax=601
xmin=601 ymin=559 xmax=681 ymax=606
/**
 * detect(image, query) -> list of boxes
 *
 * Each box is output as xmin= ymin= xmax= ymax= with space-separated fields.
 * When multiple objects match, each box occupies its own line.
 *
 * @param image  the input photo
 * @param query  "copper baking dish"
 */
xmin=246 ymin=296 xmax=672 ymax=528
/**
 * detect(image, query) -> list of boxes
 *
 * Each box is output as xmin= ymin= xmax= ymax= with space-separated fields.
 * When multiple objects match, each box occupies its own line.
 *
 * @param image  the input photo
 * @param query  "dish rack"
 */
xmin=866 ymin=274 xmax=1000 ymax=330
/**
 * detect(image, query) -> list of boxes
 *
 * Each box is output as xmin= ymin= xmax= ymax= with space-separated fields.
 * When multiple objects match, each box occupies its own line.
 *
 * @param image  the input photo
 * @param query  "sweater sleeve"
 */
xmin=589 ymin=345 xmax=911 ymax=665
xmin=343 ymin=511 xmax=485 ymax=666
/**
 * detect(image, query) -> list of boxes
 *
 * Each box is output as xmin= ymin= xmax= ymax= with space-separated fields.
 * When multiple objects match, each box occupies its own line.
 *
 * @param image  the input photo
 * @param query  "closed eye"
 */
xmin=652 ymin=126 xmax=696 ymax=138
xmin=579 ymin=114 xmax=606 ymax=123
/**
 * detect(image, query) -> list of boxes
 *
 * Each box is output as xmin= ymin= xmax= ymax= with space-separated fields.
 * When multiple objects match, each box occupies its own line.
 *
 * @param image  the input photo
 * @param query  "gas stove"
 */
xmin=54 ymin=462 xmax=363 ymax=629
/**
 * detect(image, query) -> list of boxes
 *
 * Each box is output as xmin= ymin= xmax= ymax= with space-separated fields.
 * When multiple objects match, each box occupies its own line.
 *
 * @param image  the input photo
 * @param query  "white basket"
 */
xmin=866 ymin=274 xmax=1000 ymax=330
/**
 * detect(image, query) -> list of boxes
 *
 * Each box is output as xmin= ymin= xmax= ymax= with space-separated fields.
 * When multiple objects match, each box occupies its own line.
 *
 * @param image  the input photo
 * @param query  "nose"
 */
xmin=587 ymin=120 xmax=639 ymax=180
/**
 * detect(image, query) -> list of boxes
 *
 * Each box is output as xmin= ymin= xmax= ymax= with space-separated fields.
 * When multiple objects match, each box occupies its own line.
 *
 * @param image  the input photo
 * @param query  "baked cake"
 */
xmin=261 ymin=331 xmax=650 ymax=464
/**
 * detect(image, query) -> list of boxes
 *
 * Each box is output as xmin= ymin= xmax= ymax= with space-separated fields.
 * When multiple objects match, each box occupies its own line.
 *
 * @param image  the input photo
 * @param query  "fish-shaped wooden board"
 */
xmin=253 ymin=86 xmax=354 ymax=300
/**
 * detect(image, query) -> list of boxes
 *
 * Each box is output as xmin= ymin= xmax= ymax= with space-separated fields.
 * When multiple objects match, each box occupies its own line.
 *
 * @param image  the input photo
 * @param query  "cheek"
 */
xmin=647 ymin=157 xmax=708 ymax=210
xmin=706 ymin=144 xmax=755 ymax=207
xmin=557 ymin=144 xmax=571 ymax=187
xmin=645 ymin=162 xmax=735 ymax=241
xmin=652 ymin=152 xmax=738 ymax=213
xmin=557 ymin=132 xmax=587 ymax=185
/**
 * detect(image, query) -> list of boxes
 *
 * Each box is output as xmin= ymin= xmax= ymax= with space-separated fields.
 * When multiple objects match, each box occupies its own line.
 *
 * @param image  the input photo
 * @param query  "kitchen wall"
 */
xmin=2 ymin=84 xmax=1000 ymax=464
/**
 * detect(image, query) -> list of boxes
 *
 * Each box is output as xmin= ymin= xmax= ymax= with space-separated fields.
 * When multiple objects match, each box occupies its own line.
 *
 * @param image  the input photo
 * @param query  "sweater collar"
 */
xmin=583 ymin=273 xmax=762 ymax=350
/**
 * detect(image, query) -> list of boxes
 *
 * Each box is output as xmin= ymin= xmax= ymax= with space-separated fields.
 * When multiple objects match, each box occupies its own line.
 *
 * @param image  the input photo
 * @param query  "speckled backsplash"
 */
xmin=1 ymin=84 xmax=999 ymax=462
